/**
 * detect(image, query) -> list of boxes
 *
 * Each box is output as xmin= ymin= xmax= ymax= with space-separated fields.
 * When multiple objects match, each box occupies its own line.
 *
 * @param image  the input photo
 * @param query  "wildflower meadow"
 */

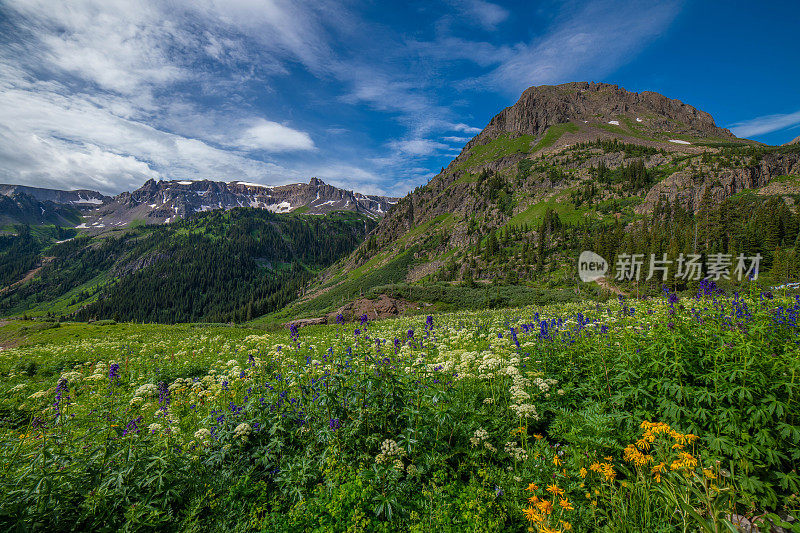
xmin=1 ymin=286 xmax=799 ymax=531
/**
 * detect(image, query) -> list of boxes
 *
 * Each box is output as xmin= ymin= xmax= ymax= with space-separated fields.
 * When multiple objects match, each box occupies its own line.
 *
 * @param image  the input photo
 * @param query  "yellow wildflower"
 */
xmin=536 ymin=499 xmax=553 ymax=514
xmin=522 ymin=507 xmax=540 ymax=523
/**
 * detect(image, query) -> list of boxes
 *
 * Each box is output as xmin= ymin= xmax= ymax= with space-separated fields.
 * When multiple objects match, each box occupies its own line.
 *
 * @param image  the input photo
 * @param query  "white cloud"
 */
xmin=729 ymin=109 xmax=800 ymax=138
xmin=390 ymin=139 xmax=450 ymax=156
xmin=474 ymin=1 xmax=682 ymax=95
xmin=0 ymin=0 xmax=687 ymax=199
xmin=4 ymin=0 xmax=189 ymax=96
xmin=235 ymin=119 xmax=315 ymax=152
xmin=451 ymin=123 xmax=483 ymax=134
xmin=0 ymin=83 xmax=301 ymax=194
xmin=457 ymin=0 xmax=509 ymax=31
xmin=0 ymin=0 xmax=328 ymax=193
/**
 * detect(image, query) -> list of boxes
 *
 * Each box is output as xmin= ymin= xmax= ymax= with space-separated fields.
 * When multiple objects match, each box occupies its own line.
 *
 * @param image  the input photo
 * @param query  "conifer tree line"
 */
xmin=0 ymin=209 xmax=375 ymax=323
xmin=452 ymin=191 xmax=800 ymax=287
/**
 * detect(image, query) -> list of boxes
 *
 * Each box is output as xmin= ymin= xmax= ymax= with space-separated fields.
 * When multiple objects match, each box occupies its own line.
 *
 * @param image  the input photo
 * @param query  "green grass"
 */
xmin=257 ymin=247 xmax=421 ymax=321
xmin=530 ymin=122 xmax=580 ymax=152
xmin=771 ymin=174 xmax=800 ymax=185
xmin=456 ymin=133 xmax=537 ymax=171
xmin=506 ymin=197 xmax=590 ymax=229
xmin=595 ymin=121 xmax=656 ymax=142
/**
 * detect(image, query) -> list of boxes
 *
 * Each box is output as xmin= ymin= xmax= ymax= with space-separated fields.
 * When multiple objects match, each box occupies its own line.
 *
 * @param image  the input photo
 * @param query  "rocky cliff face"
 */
xmin=637 ymin=152 xmax=800 ymax=214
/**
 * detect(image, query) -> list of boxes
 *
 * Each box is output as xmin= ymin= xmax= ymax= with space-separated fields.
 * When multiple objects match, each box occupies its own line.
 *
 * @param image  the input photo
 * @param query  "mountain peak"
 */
xmin=468 ymin=81 xmax=733 ymax=153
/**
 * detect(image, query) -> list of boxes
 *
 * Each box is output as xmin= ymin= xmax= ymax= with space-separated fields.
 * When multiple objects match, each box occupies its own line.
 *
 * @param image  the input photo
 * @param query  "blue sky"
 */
xmin=0 ymin=0 xmax=798 ymax=197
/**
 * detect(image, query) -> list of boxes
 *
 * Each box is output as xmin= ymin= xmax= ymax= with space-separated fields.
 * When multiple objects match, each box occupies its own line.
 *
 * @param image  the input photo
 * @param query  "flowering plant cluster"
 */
xmin=0 ymin=290 xmax=797 ymax=530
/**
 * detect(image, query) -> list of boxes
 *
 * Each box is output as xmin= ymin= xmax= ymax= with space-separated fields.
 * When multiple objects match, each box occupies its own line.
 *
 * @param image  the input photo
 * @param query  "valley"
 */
xmin=1 ymin=81 xmax=799 ymax=532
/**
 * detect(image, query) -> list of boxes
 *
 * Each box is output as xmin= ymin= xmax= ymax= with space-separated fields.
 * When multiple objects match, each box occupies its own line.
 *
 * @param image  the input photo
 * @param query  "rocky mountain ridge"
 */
xmin=0 ymin=178 xmax=398 ymax=231
xmin=0 ymin=184 xmax=110 ymax=206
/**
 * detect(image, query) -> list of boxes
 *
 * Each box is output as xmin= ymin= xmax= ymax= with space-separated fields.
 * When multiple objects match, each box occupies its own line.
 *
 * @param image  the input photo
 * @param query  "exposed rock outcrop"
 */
xmin=637 ymin=152 xmax=800 ymax=213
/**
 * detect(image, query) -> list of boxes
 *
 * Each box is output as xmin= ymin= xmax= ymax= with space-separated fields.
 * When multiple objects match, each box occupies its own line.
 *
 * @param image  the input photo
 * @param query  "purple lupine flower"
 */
xmin=329 ymin=418 xmax=341 ymax=431
xmin=158 ymin=381 xmax=170 ymax=410
xmin=122 ymin=415 xmax=143 ymax=436
xmin=668 ymin=292 xmax=679 ymax=305
xmin=336 ymin=313 xmax=345 ymax=325
xmin=360 ymin=314 xmax=368 ymax=326
xmin=425 ymin=315 xmax=433 ymax=330
xmin=108 ymin=363 xmax=120 ymax=382
xmin=53 ymin=378 xmax=69 ymax=417
xmin=289 ymin=323 xmax=299 ymax=342
xmin=407 ymin=329 xmax=414 ymax=339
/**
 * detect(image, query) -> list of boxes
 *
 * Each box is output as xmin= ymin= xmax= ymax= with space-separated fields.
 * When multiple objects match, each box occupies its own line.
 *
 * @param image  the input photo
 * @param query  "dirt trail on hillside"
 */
xmin=594 ymin=277 xmax=628 ymax=296
xmin=285 ymin=294 xmax=424 ymax=328
xmin=0 ymin=256 xmax=54 ymax=294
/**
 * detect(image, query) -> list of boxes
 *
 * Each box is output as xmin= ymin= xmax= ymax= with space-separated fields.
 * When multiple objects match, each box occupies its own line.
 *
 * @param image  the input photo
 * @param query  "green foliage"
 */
xmin=0 ymin=210 xmax=375 ymax=323
xmin=0 ymin=291 xmax=798 ymax=530
xmin=457 ymin=133 xmax=537 ymax=170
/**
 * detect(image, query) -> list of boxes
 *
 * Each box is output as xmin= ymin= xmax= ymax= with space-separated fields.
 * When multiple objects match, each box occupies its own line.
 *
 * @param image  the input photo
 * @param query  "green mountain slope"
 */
xmin=288 ymin=82 xmax=800 ymax=318
xmin=0 ymin=209 xmax=376 ymax=323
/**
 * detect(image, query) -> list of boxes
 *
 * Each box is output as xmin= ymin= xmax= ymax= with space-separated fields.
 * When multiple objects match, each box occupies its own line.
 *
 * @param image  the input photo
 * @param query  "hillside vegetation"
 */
xmin=293 ymin=83 xmax=800 ymax=317
xmin=0 ymin=209 xmax=375 ymax=323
